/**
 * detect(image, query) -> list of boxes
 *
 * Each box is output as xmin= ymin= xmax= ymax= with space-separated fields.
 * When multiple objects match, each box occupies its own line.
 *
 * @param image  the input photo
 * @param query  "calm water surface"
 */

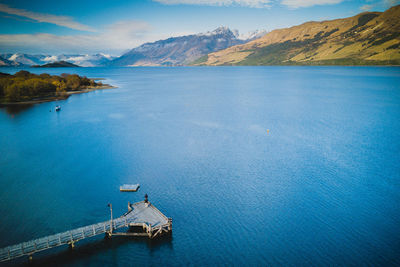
xmin=0 ymin=67 xmax=399 ymax=266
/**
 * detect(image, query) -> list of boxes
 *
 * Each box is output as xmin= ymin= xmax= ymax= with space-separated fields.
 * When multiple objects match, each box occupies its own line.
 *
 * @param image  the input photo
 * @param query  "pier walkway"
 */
xmin=0 ymin=201 xmax=172 ymax=262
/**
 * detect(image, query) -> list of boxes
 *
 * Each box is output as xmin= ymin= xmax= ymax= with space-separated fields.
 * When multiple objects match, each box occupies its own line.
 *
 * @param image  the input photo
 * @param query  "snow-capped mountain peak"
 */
xmin=8 ymin=53 xmax=20 ymax=61
xmin=2 ymin=53 xmax=117 ymax=67
xmin=43 ymin=55 xmax=58 ymax=62
xmin=238 ymin=29 xmax=268 ymax=41
xmin=199 ymin=26 xmax=238 ymax=38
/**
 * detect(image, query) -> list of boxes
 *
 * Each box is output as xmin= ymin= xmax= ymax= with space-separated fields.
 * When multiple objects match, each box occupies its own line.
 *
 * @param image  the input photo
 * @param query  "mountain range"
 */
xmin=196 ymin=5 xmax=400 ymax=65
xmin=109 ymin=27 xmax=266 ymax=66
xmin=0 ymin=27 xmax=264 ymax=67
xmin=0 ymin=53 xmax=116 ymax=67
xmin=0 ymin=56 xmax=22 ymax=67
xmin=1 ymin=5 xmax=399 ymax=67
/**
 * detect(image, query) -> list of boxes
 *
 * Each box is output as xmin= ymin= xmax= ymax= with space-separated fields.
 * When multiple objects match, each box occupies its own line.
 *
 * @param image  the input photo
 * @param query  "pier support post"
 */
xmin=168 ymin=218 xmax=172 ymax=231
xmin=108 ymin=203 xmax=113 ymax=235
xmin=147 ymin=224 xmax=153 ymax=238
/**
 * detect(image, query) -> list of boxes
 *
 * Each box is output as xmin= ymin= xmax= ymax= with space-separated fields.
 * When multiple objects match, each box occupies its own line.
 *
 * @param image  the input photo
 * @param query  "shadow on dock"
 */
xmin=8 ymin=234 xmax=173 ymax=267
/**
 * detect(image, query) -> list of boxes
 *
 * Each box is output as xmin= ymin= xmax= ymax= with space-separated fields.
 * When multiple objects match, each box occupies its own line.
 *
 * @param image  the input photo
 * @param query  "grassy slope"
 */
xmin=196 ymin=5 xmax=400 ymax=66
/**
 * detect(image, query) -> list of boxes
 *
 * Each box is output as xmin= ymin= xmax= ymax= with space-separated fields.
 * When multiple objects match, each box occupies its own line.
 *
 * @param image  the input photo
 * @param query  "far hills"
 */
xmin=196 ymin=5 xmax=400 ymax=66
xmin=0 ymin=28 xmax=265 ymax=67
xmin=0 ymin=56 xmax=22 ymax=67
xmin=1 ymin=6 xmax=399 ymax=67
xmin=0 ymin=53 xmax=116 ymax=67
xmin=32 ymin=61 xmax=80 ymax=68
xmin=109 ymin=27 xmax=266 ymax=66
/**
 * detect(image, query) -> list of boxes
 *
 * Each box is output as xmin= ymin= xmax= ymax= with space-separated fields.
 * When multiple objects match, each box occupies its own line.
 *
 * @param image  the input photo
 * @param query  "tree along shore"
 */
xmin=0 ymin=70 xmax=114 ymax=104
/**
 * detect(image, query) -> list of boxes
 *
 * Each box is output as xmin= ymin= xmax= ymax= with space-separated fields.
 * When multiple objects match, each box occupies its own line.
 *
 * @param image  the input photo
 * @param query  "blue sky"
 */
xmin=0 ymin=0 xmax=398 ymax=55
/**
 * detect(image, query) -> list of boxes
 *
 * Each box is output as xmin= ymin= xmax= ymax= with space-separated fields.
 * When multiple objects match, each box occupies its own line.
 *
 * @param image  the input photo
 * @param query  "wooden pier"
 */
xmin=0 ymin=200 xmax=172 ymax=263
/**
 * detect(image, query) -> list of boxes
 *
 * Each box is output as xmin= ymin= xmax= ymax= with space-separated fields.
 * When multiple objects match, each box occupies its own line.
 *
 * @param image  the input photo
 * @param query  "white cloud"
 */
xmin=0 ymin=3 xmax=95 ymax=32
xmin=384 ymin=0 xmax=400 ymax=6
xmin=281 ymin=0 xmax=344 ymax=8
xmin=153 ymin=0 xmax=348 ymax=8
xmin=0 ymin=20 xmax=156 ymax=54
xmin=360 ymin=4 xmax=373 ymax=11
xmin=359 ymin=0 xmax=399 ymax=12
xmin=153 ymin=0 xmax=272 ymax=8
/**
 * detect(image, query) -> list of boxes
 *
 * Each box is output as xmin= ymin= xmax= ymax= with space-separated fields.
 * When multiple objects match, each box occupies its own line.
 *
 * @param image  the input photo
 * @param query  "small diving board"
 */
xmin=120 ymin=184 xmax=140 ymax=192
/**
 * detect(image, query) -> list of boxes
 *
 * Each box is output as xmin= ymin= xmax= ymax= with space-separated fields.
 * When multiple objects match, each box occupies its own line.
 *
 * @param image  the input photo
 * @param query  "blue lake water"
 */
xmin=0 ymin=66 xmax=399 ymax=266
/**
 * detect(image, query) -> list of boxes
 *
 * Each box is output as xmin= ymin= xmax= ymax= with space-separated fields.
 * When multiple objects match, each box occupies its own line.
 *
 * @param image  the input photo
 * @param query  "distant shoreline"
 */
xmin=1 ymin=65 xmax=399 ymax=70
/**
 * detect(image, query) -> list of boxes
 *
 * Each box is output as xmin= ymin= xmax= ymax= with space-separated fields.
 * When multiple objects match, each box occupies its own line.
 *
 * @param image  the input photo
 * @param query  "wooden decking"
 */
xmin=120 ymin=184 xmax=140 ymax=192
xmin=0 ymin=201 xmax=172 ymax=263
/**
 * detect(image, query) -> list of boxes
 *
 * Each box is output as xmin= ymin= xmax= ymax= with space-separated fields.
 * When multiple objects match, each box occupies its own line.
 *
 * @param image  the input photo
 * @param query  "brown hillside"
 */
xmin=198 ymin=5 xmax=400 ymax=65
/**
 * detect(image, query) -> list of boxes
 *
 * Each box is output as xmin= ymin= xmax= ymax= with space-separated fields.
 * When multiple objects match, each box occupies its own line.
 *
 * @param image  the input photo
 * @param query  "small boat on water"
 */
xmin=120 ymin=184 xmax=140 ymax=192
xmin=55 ymin=106 xmax=61 ymax=111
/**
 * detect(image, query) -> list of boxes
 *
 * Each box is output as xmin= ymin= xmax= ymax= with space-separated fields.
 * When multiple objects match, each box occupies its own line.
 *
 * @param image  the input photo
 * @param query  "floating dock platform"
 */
xmin=120 ymin=184 xmax=140 ymax=192
xmin=0 ymin=198 xmax=171 ymax=263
